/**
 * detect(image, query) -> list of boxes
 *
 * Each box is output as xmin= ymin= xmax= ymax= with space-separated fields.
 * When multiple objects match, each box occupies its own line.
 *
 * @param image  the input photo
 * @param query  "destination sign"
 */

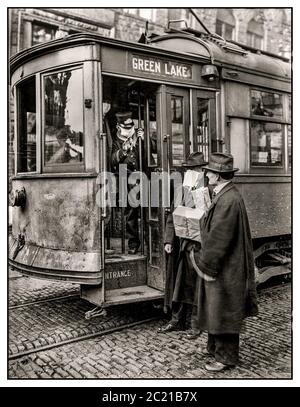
xmin=131 ymin=55 xmax=192 ymax=80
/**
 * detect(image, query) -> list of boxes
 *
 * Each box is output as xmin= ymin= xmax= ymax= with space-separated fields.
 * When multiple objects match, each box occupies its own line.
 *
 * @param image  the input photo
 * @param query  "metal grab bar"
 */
xmin=138 ymin=91 xmax=144 ymax=255
xmin=163 ymin=134 xmax=171 ymax=211
xmin=98 ymin=131 xmax=107 ymax=303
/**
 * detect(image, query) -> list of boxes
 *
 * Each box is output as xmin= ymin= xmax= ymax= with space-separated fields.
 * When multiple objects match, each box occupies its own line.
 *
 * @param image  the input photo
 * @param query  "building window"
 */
xmin=32 ymin=22 xmax=56 ymax=45
xmin=215 ymin=10 xmax=235 ymax=40
xmin=43 ymin=68 xmax=84 ymax=170
xmin=247 ymin=18 xmax=264 ymax=49
xmin=123 ymin=8 xmax=137 ymax=16
xmin=17 ymin=77 xmax=37 ymax=173
xmin=123 ymin=8 xmax=157 ymax=21
xmin=139 ymin=9 xmax=157 ymax=21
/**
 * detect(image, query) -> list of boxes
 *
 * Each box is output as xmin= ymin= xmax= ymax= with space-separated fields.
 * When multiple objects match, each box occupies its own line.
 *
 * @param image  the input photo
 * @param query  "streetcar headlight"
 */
xmin=201 ymin=64 xmax=219 ymax=81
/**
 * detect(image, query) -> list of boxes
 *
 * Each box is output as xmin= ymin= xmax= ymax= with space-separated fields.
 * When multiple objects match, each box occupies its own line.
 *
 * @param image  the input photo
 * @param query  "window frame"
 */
xmin=41 ymin=65 xmax=85 ymax=174
xmin=246 ymin=18 xmax=265 ymax=49
xmin=249 ymin=88 xmax=290 ymax=173
xmin=215 ymin=19 xmax=235 ymax=41
xmin=123 ymin=8 xmax=157 ymax=22
xmin=16 ymin=75 xmax=38 ymax=175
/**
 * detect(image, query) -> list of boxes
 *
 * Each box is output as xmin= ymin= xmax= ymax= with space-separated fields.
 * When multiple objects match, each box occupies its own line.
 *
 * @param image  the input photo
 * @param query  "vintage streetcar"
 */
xmin=9 ymin=21 xmax=291 ymax=318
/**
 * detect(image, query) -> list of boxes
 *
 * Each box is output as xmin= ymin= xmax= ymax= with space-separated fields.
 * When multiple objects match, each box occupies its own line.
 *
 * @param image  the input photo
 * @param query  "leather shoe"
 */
xmin=204 ymin=361 xmax=231 ymax=372
xmin=185 ymin=329 xmax=201 ymax=340
xmin=196 ymin=346 xmax=213 ymax=357
xmin=157 ymin=323 xmax=179 ymax=333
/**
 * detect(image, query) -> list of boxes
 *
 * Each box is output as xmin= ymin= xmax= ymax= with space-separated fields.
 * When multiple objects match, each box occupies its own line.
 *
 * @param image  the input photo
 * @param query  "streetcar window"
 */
xmin=171 ymin=96 xmax=184 ymax=166
xmin=250 ymin=121 xmax=283 ymax=167
xmin=43 ymin=69 xmax=84 ymax=168
xmin=147 ymin=95 xmax=157 ymax=166
xmin=251 ymin=90 xmax=283 ymax=118
xmin=195 ymin=98 xmax=209 ymax=161
xmin=17 ymin=77 xmax=36 ymax=173
xmin=32 ymin=23 xmax=56 ymax=46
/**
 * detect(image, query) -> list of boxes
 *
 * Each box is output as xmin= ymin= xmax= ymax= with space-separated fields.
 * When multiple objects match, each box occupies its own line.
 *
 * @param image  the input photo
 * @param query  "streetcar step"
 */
xmin=104 ymin=285 xmax=164 ymax=306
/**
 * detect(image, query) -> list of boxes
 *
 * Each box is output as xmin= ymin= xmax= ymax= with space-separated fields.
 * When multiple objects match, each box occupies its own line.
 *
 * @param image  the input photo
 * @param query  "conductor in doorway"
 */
xmin=111 ymin=112 xmax=144 ymax=254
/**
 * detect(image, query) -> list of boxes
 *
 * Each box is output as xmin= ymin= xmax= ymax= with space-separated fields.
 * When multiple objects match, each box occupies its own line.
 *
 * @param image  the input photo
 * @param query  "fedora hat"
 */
xmin=182 ymin=152 xmax=208 ymax=168
xmin=203 ymin=153 xmax=239 ymax=173
xmin=116 ymin=111 xmax=135 ymax=129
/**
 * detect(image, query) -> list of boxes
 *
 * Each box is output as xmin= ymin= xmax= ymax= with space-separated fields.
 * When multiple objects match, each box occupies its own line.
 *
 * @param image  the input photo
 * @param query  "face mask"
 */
xmin=207 ymin=171 xmax=219 ymax=185
xmin=117 ymin=125 xmax=135 ymax=140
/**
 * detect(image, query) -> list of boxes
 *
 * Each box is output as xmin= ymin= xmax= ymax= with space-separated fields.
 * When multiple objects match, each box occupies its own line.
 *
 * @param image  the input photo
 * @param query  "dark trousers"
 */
xmin=207 ymin=333 xmax=239 ymax=366
xmin=170 ymin=302 xmax=200 ymax=333
xmin=126 ymin=178 xmax=141 ymax=250
xmin=126 ymin=206 xmax=140 ymax=249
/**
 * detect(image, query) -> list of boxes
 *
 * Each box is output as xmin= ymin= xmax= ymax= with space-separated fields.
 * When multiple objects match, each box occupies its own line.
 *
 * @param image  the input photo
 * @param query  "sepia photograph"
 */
xmin=7 ymin=6 xmax=292 ymax=382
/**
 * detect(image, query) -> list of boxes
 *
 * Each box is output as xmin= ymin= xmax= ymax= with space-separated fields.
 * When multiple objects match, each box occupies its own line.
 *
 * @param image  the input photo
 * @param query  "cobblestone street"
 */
xmin=8 ymin=270 xmax=292 ymax=380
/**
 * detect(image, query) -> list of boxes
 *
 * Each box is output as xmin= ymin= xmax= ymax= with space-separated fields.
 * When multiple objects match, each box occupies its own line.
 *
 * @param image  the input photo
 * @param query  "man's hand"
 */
xmin=164 ymin=244 xmax=173 ymax=254
xmin=137 ymin=128 xmax=144 ymax=141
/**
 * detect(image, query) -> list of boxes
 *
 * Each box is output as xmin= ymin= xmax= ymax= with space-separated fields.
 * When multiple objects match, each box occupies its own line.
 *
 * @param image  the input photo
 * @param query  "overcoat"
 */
xmin=163 ymin=186 xmax=201 ymax=311
xmin=193 ymin=182 xmax=258 ymax=334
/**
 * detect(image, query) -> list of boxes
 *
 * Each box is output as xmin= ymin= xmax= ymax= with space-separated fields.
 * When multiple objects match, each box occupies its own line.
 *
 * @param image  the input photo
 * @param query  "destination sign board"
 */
xmin=131 ymin=54 xmax=192 ymax=80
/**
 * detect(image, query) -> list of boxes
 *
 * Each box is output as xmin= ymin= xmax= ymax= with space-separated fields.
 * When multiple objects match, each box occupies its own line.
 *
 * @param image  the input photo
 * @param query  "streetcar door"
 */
xmin=146 ymin=85 xmax=190 ymax=292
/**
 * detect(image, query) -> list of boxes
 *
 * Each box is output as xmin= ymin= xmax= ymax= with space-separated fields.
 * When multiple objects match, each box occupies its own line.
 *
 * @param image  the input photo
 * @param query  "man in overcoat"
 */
xmin=158 ymin=152 xmax=209 ymax=338
xmin=191 ymin=152 xmax=258 ymax=372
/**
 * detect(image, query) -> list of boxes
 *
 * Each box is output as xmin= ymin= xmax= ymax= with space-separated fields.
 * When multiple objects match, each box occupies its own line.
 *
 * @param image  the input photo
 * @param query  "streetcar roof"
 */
xmin=9 ymin=32 xmax=291 ymax=82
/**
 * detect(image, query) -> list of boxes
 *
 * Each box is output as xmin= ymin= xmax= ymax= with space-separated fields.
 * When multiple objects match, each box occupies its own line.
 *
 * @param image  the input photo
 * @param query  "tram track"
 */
xmin=9 ymin=293 xmax=80 ymax=310
xmin=8 ymin=279 xmax=290 ymax=362
xmin=8 ymin=315 xmax=161 ymax=361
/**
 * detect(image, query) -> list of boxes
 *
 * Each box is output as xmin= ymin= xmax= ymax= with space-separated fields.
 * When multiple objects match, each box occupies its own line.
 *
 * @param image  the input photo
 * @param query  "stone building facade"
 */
xmin=8 ymin=7 xmax=291 ymax=179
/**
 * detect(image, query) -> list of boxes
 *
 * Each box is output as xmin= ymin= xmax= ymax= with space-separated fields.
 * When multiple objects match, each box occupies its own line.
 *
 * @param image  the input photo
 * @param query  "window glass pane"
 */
xmin=225 ymin=24 xmax=233 ymax=40
xmin=216 ymin=20 xmax=223 ymax=36
xmin=196 ymin=98 xmax=209 ymax=161
xmin=247 ymin=32 xmax=253 ymax=47
xmin=250 ymin=121 xmax=283 ymax=167
xmin=147 ymin=95 xmax=157 ymax=166
xmin=32 ymin=23 xmax=56 ymax=45
xmin=139 ymin=9 xmax=155 ymax=20
xmin=171 ymin=96 xmax=184 ymax=166
xmin=17 ymin=77 xmax=36 ymax=173
xmin=251 ymin=90 xmax=283 ymax=117
xmin=254 ymin=34 xmax=263 ymax=49
xmin=123 ymin=8 xmax=137 ymax=15
xmin=44 ymin=69 xmax=84 ymax=166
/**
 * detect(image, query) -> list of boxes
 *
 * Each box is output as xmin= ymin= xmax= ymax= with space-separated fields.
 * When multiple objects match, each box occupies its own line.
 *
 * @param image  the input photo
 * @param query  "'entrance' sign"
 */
xmin=131 ymin=55 xmax=192 ymax=80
